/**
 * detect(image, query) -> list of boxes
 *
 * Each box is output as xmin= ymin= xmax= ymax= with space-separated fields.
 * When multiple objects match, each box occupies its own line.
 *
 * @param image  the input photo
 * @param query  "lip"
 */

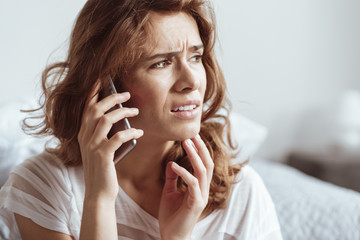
xmin=171 ymin=100 xmax=201 ymax=120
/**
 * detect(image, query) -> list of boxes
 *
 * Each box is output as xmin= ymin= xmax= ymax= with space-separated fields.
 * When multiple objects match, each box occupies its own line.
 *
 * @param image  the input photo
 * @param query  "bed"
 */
xmin=251 ymin=159 xmax=360 ymax=240
xmin=1 ymin=99 xmax=360 ymax=240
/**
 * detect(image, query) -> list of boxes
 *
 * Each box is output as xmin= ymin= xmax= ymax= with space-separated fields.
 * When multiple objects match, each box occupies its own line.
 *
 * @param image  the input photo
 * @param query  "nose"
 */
xmin=173 ymin=61 xmax=200 ymax=93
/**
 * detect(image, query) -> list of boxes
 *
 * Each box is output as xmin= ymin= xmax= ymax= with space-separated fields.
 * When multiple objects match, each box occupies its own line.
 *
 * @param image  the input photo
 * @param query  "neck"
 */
xmin=115 ymin=135 xmax=174 ymax=188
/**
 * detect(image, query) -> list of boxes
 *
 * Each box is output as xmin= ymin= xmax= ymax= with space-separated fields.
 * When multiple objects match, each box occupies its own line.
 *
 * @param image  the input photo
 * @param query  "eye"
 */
xmin=190 ymin=54 xmax=203 ymax=63
xmin=150 ymin=60 xmax=172 ymax=69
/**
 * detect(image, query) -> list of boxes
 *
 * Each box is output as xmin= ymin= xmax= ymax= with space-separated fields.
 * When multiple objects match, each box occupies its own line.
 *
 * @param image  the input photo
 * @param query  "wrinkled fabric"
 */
xmin=0 ymin=152 xmax=282 ymax=240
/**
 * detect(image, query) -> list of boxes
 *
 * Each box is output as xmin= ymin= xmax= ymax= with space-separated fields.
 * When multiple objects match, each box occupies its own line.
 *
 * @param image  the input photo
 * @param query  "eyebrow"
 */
xmin=144 ymin=44 xmax=204 ymax=62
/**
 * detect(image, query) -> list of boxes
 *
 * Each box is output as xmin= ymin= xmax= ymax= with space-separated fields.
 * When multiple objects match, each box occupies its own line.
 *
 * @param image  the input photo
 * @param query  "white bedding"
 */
xmin=251 ymin=159 xmax=360 ymax=240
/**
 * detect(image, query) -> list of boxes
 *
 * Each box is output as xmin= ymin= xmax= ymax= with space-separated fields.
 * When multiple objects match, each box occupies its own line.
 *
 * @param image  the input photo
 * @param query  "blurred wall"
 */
xmin=213 ymin=0 xmax=360 ymax=161
xmin=1 ymin=0 xmax=360 ymax=161
xmin=0 ymin=0 xmax=86 ymax=101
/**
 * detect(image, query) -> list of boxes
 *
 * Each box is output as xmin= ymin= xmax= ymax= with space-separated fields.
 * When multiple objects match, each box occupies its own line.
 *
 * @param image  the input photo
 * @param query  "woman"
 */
xmin=0 ymin=0 xmax=282 ymax=239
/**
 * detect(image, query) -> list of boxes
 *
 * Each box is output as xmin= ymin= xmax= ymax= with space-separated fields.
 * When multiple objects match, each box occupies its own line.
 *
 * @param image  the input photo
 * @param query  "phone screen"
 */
xmin=98 ymin=77 xmax=136 ymax=164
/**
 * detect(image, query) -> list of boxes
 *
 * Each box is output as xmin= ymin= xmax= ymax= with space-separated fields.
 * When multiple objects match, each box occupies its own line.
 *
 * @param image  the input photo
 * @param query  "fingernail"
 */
xmin=187 ymin=139 xmax=197 ymax=152
xmin=131 ymin=108 xmax=139 ymax=113
xmin=137 ymin=129 xmax=144 ymax=135
xmin=171 ymin=161 xmax=179 ymax=169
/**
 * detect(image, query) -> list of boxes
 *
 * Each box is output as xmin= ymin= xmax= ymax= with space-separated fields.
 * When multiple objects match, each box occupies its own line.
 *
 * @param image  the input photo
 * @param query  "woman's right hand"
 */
xmin=77 ymin=81 xmax=143 ymax=203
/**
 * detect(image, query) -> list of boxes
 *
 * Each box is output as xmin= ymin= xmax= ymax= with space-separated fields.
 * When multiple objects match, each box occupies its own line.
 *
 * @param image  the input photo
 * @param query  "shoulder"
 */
xmin=193 ymin=164 xmax=282 ymax=239
xmin=7 ymin=151 xmax=70 ymax=189
xmin=225 ymin=164 xmax=275 ymax=215
xmin=20 ymin=150 xmax=65 ymax=171
xmin=2 ymin=150 xmax=74 ymax=200
xmin=236 ymin=164 xmax=264 ymax=185
xmin=227 ymin=164 xmax=283 ymax=239
xmin=0 ymin=151 xmax=79 ymax=238
xmin=232 ymin=164 xmax=269 ymax=195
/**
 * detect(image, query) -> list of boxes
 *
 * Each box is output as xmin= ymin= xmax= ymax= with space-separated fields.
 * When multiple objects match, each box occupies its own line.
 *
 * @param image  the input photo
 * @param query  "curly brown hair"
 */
xmin=23 ymin=0 xmax=244 ymax=214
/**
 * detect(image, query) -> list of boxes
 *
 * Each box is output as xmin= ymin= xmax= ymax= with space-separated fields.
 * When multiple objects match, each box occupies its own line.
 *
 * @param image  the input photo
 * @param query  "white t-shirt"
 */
xmin=0 ymin=152 xmax=282 ymax=240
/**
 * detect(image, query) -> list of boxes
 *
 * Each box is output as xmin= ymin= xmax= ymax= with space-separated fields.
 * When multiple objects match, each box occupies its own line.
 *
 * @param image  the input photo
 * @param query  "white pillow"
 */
xmin=229 ymin=112 xmax=268 ymax=163
xmin=0 ymin=98 xmax=49 ymax=186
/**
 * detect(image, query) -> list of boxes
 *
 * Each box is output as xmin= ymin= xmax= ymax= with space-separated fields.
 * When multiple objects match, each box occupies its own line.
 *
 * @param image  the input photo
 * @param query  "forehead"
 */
xmin=143 ymin=11 xmax=203 ymax=54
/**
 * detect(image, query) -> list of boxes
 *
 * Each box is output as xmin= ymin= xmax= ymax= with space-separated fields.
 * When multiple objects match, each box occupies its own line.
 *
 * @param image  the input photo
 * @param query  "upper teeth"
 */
xmin=174 ymin=105 xmax=196 ymax=111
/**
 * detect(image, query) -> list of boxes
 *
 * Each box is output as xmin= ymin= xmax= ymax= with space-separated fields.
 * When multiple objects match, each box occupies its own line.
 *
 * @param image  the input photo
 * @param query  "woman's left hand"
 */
xmin=158 ymin=134 xmax=214 ymax=240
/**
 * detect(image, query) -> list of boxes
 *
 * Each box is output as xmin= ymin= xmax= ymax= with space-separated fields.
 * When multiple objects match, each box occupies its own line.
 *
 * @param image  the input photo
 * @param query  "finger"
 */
xmin=103 ymin=128 xmax=143 ymax=153
xmin=182 ymin=139 xmax=207 ymax=191
xmin=162 ymin=162 xmax=179 ymax=195
xmin=97 ymin=92 xmax=131 ymax=114
xmin=87 ymin=81 xmax=101 ymax=108
xmin=86 ymin=92 xmax=131 ymax=128
xmin=91 ymin=107 xmax=139 ymax=145
xmin=78 ymin=81 xmax=101 ymax=140
xmin=170 ymin=162 xmax=202 ymax=202
xmin=82 ymin=89 xmax=130 ymax=142
xmin=191 ymin=134 xmax=214 ymax=180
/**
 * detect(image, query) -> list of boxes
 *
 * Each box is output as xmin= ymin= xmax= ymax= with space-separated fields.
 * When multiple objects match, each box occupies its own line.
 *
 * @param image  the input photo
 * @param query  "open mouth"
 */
xmin=171 ymin=104 xmax=197 ymax=112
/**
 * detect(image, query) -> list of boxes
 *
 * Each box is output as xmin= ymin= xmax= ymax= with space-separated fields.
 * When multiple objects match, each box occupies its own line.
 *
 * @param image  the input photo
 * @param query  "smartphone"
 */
xmin=98 ymin=77 xmax=136 ymax=164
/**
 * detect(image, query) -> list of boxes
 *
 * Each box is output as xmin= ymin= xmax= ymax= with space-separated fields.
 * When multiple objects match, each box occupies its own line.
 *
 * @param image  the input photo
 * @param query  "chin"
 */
xmin=172 ymin=124 xmax=200 ymax=141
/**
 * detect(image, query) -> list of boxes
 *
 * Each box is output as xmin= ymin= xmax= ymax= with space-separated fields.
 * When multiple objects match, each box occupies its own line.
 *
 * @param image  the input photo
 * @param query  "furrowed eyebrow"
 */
xmin=144 ymin=44 xmax=204 ymax=62
xmin=190 ymin=44 xmax=204 ymax=51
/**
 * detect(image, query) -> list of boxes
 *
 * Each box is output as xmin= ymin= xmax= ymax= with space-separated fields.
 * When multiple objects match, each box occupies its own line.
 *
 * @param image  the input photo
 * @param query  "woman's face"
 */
xmin=122 ymin=11 xmax=206 ymax=142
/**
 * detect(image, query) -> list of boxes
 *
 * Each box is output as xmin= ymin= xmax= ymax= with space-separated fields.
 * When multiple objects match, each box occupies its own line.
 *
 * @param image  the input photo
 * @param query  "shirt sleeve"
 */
xmin=0 ymin=152 xmax=73 ymax=237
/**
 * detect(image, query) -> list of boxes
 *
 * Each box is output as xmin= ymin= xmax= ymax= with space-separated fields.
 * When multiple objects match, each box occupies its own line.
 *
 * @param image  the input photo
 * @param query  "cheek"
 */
xmin=121 ymin=77 xmax=150 ymax=108
xmin=199 ymin=69 xmax=207 ymax=98
xmin=125 ymin=82 xmax=166 ymax=112
xmin=125 ymin=90 xmax=150 ymax=112
xmin=119 ymin=81 xmax=144 ymax=109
